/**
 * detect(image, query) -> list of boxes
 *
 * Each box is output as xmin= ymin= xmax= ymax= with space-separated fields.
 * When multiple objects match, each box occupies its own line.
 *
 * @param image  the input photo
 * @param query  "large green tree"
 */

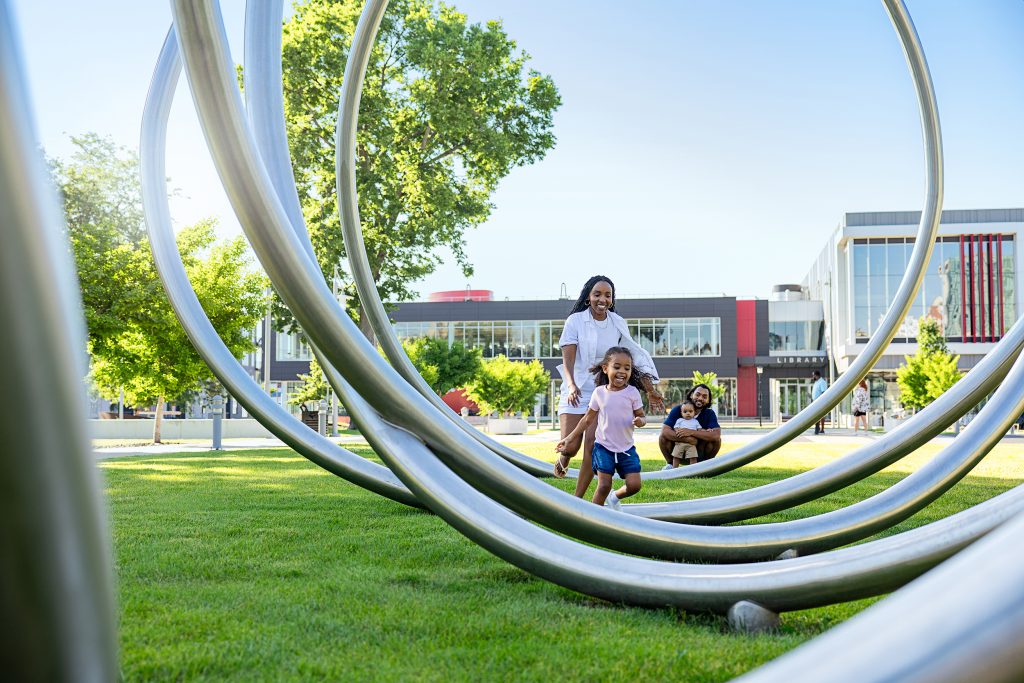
xmin=51 ymin=134 xmax=149 ymax=346
xmin=896 ymin=316 xmax=962 ymax=410
xmin=89 ymin=222 xmax=267 ymax=442
xmin=54 ymin=136 xmax=268 ymax=442
xmin=274 ymin=0 xmax=560 ymax=337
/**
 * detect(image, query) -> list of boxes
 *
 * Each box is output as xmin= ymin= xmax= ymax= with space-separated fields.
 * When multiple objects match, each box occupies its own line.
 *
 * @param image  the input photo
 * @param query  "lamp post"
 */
xmin=756 ymin=366 xmax=764 ymax=428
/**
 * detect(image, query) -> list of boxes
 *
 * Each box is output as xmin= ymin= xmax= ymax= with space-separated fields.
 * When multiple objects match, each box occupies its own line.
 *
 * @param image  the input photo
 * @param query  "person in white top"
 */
xmin=552 ymin=275 xmax=664 ymax=498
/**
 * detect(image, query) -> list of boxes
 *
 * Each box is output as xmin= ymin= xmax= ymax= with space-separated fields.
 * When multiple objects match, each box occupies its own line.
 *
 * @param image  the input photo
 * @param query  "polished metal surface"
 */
xmin=642 ymin=0 xmax=945 ymax=480
xmin=166 ymin=0 xmax=998 ymax=566
xmin=0 ymin=3 xmax=117 ymax=678
xmin=735 ymin=510 xmax=1024 ymax=683
xmin=626 ymin=313 xmax=1024 ymax=523
xmin=141 ymin=27 xmax=419 ymax=507
xmin=332 ymin=0 xmax=945 ymax=483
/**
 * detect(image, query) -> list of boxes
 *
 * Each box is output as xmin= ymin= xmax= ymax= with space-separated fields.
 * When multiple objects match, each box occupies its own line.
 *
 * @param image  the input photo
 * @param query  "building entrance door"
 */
xmin=772 ymin=379 xmax=812 ymax=422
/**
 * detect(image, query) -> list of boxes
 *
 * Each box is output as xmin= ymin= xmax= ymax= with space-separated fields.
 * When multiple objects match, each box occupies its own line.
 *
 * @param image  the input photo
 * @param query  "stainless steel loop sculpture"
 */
xmin=336 ymin=0 xmax=945 ymax=483
xmin=0 ymin=3 xmax=117 ymax=679
xmin=4 ymin=0 xmax=1018 ymax=677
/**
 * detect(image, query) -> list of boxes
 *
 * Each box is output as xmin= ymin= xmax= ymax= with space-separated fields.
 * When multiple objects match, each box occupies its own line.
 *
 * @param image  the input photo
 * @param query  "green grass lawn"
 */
xmin=101 ymin=440 xmax=1023 ymax=681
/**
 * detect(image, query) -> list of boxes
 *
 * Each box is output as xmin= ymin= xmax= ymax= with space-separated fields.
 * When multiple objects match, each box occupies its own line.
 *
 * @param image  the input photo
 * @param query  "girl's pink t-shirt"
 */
xmin=588 ymin=385 xmax=643 ymax=453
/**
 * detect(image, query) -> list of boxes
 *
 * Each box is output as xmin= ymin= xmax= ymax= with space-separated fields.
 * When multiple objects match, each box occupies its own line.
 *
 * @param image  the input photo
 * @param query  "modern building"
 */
xmin=386 ymin=291 xmax=825 ymax=420
xmin=803 ymin=208 xmax=1022 ymax=415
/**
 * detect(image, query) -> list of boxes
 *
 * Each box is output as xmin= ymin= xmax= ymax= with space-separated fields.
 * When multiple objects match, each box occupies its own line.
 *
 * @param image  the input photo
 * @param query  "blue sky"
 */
xmin=10 ymin=1 xmax=1024 ymax=301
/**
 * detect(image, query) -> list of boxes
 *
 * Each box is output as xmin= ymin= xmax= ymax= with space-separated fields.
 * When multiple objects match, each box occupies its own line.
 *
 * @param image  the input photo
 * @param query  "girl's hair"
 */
xmin=568 ymin=275 xmax=616 ymax=315
xmin=858 ymin=380 xmax=869 ymax=390
xmin=588 ymin=346 xmax=654 ymax=393
xmin=680 ymin=399 xmax=696 ymax=411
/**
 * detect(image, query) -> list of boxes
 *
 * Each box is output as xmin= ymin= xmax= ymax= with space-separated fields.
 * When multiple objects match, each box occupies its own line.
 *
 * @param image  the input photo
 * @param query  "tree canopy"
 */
xmin=896 ymin=316 xmax=962 ymax=410
xmin=274 ymin=0 xmax=560 ymax=336
xmin=467 ymin=356 xmax=549 ymax=416
xmin=88 ymin=221 xmax=267 ymax=440
xmin=402 ymin=336 xmax=482 ymax=395
xmin=54 ymin=135 xmax=268 ymax=441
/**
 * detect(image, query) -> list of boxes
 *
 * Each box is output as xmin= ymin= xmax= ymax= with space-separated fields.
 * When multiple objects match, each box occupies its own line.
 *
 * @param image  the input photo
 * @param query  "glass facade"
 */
xmin=276 ymin=331 xmax=313 ymax=361
xmin=393 ymin=317 xmax=722 ymax=359
xmin=768 ymin=320 xmax=825 ymax=352
xmin=849 ymin=235 xmax=1015 ymax=341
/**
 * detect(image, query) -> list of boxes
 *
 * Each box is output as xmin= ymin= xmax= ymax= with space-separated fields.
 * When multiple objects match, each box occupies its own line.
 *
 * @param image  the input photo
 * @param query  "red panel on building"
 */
xmin=736 ymin=300 xmax=757 ymax=357
xmin=738 ymin=366 xmax=757 ymax=417
xmin=428 ymin=289 xmax=493 ymax=302
xmin=736 ymin=300 xmax=758 ymax=417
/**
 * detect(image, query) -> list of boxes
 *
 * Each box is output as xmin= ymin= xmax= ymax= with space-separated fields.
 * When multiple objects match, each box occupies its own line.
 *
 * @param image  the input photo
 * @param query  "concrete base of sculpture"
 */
xmin=487 ymin=417 xmax=528 ymax=435
xmin=727 ymin=600 xmax=781 ymax=634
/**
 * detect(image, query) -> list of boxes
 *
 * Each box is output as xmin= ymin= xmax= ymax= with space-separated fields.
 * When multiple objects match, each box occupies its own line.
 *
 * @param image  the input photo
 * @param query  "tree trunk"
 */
xmin=357 ymin=302 xmax=376 ymax=345
xmin=153 ymin=395 xmax=165 ymax=444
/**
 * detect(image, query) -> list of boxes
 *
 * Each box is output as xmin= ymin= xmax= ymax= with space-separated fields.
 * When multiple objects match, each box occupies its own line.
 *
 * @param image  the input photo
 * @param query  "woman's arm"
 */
xmin=640 ymin=375 xmax=665 ymax=415
xmin=561 ymin=343 xmax=581 ymax=406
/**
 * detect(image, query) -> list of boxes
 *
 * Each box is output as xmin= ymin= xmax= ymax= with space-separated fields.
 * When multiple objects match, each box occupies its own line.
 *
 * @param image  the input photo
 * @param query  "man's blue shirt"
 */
xmin=663 ymin=404 xmax=720 ymax=430
xmin=812 ymin=377 xmax=828 ymax=400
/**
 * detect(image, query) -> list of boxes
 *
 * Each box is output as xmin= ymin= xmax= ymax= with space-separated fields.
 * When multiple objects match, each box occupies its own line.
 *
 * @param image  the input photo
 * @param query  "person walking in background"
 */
xmin=851 ymin=379 xmax=870 ymax=434
xmin=811 ymin=370 xmax=828 ymax=434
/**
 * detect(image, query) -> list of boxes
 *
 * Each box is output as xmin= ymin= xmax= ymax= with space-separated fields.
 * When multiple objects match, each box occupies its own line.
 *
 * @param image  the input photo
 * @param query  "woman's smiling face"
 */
xmin=588 ymin=280 xmax=613 ymax=319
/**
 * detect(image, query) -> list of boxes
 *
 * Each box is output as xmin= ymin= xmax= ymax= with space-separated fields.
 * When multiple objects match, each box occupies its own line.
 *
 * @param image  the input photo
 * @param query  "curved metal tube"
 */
xmin=0 ymin=5 xmax=117 ymax=678
xmin=242 ymin=0 xmax=556 ymax=479
xmin=169 ymin=0 xmax=1024 ymax=568
xmin=627 ymin=314 xmax=1024 ymax=523
xmin=734 ymin=510 xmax=1024 ymax=683
xmin=168 ymin=0 xmax=1024 ymax=626
xmin=333 ymin=0 xmax=945 ymax=483
xmin=141 ymin=27 xmax=419 ymax=507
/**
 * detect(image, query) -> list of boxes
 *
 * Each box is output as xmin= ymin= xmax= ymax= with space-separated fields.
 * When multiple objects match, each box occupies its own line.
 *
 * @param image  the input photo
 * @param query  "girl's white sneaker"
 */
xmin=605 ymin=491 xmax=621 ymax=510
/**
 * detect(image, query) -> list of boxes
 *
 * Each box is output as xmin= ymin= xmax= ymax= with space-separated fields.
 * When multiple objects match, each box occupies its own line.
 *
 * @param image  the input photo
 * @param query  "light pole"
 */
xmin=756 ymin=366 xmax=764 ymax=427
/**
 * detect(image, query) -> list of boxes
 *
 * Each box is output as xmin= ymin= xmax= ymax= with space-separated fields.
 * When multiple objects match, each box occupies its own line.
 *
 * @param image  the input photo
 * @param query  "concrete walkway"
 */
xmin=93 ymin=425 xmax=901 ymax=459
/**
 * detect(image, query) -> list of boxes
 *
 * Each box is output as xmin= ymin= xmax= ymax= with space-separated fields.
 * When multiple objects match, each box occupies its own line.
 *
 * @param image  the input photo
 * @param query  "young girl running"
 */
xmin=555 ymin=346 xmax=651 ymax=509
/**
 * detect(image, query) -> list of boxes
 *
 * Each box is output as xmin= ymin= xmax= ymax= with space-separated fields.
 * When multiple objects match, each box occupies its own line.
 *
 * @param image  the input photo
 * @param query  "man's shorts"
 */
xmin=592 ymin=442 xmax=642 ymax=477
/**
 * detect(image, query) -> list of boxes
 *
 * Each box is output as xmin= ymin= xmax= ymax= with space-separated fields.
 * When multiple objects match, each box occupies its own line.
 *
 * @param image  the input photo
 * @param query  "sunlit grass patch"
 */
xmin=102 ymin=440 xmax=1023 ymax=681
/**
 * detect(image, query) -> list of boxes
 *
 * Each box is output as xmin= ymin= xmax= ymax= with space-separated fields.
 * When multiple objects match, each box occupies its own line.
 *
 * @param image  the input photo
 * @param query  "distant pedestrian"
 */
xmin=811 ymin=370 xmax=828 ymax=434
xmin=852 ymin=380 xmax=870 ymax=434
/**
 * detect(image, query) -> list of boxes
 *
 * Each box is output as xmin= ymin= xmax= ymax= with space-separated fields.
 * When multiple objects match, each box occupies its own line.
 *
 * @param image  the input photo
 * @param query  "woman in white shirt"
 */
xmin=553 ymin=275 xmax=664 ymax=497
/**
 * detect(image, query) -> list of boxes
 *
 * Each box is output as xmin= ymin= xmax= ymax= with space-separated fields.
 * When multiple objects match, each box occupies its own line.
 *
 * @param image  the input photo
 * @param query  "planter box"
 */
xmin=486 ymin=417 xmax=528 ymax=435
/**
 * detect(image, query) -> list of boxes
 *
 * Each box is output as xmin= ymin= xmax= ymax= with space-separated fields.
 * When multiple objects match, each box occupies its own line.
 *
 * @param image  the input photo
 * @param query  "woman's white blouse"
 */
xmin=557 ymin=309 xmax=660 ymax=392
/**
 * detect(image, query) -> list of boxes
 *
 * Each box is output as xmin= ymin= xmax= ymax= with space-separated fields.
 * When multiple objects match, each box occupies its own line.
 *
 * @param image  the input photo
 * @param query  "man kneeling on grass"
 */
xmin=658 ymin=383 xmax=721 ymax=468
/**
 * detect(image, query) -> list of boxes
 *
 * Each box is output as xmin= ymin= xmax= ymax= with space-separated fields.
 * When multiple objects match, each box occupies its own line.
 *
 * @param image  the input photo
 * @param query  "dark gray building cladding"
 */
xmin=389 ymin=296 xmax=741 ymax=381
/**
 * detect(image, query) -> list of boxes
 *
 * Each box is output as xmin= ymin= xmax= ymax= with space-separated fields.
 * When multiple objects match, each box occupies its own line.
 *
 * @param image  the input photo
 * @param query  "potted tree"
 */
xmin=467 ymin=356 xmax=549 ymax=435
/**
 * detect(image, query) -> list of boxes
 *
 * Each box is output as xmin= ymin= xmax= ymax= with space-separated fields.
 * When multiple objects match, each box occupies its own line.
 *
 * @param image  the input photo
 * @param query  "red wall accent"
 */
xmin=736 ymin=300 xmax=758 ymax=417
xmin=738 ymin=366 xmax=757 ymax=417
xmin=736 ymin=300 xmax=757 ymax=356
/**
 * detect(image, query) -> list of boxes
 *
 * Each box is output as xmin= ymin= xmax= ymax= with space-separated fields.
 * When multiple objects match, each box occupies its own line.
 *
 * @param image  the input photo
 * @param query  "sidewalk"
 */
xmin=92 ymin=425 xmax=894 ymax=458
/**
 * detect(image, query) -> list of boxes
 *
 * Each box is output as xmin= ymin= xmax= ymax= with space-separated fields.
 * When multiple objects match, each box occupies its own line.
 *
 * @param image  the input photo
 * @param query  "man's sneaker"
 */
xmin=605 ymin=491 xmax=622 ymax=510
xmin=661 ymin=464 xmax=674 ymax=471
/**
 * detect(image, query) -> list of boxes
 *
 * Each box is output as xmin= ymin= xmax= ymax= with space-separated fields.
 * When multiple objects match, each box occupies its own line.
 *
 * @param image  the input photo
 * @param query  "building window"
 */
xmin=392 ymin=317 xmax=722 ymax=358
xmin=768 ymin=320 xmax=825 ymax=352
xmin=276 ymin=332 xmax=313 ymax=362
xmin=849 ymin=235 xmax=1015 ymax=342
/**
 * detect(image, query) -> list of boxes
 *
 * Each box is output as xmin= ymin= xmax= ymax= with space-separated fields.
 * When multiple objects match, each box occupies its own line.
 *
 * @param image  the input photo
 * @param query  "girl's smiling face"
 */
xmin=603 ymin=353 xmax=633 ymax=390
xmin=588 ymin=281 xmax=613 ymax=319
